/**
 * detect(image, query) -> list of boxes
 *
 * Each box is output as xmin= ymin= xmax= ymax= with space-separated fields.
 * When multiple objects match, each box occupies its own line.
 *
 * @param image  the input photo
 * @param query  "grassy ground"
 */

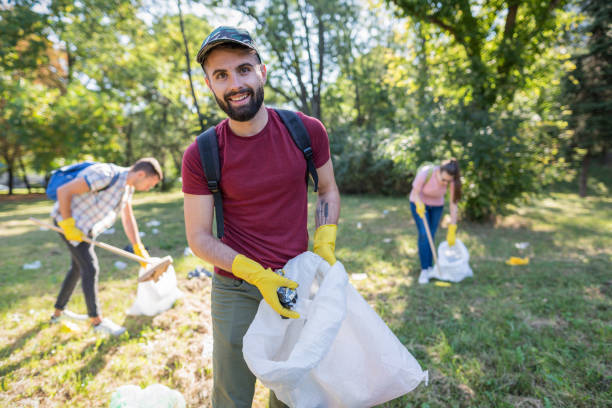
xmin=1 ymin=188 xmax=610 ymax=407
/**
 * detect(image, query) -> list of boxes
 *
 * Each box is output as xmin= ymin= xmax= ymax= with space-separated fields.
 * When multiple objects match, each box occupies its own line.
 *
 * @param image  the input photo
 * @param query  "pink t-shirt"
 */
xmin=181 ymin=108 xmax=330 ymax=279
xmin=409 ymin=166 xmax=454 ymax=206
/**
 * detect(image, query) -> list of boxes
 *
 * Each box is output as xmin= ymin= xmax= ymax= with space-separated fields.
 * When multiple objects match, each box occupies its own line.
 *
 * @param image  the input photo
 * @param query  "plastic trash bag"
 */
xmin=243 ymin=252 xmax=428 ymax=408
xmin=110 ymin=383 xmax=185 ymax=408
xmin=127 ymin=258 xmax=182 ymax=316
xmin=428 ymin=239 xmax=473 ymax=283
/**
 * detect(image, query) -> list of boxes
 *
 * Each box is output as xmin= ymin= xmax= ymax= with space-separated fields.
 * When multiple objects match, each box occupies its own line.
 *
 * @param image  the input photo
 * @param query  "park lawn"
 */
xmin=0 ymin=190 xmax=610 ymax=407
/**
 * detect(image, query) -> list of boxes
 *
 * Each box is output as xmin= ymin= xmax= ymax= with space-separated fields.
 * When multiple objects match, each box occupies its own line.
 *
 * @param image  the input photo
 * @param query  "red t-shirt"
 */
xmin=181 ymin=108 xmax=331 ymax=279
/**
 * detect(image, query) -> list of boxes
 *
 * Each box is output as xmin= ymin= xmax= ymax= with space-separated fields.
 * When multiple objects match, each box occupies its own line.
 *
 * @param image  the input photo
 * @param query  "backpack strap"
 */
xmin=196 ymin=127 xmax=224 ymax=238
xmin=274 ymin=109 xmax=319 ymax=192
xmin=94 ymin=172 xmax=120 ymax=194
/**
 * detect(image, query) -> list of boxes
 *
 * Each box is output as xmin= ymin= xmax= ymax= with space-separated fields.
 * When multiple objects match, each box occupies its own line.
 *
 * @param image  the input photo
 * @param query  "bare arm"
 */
xmin=449 ymin=182 xmax=458 ymax=224
xmin=121 ymin=200 xmax=143 ymax=248
xmin=184 ymin=193 xmax=238 ymax=271
xmin=314 ymin=159 xmax=340 ymax=228
xmin=57 ymin=177 xmax=90 ymax=220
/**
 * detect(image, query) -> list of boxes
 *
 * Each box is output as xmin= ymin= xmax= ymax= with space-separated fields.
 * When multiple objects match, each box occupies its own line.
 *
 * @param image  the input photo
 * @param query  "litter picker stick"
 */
xmin=30 ymin=217 xmax=172 ymax=282
xmin=421 ymin=213 xmax=442 ymax=276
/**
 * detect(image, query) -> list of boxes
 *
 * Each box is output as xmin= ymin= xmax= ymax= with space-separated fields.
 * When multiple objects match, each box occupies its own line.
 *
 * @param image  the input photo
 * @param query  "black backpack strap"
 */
xmin=196 ymin=127 xmax=224 ymax=238
xmin=275 ymin=109 xmax=319 ymax=192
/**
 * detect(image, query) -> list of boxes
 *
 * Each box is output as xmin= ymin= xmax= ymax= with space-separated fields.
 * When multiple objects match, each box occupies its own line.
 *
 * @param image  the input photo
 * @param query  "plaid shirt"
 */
xmin=51 ymin=163 xmax=133 ymax=239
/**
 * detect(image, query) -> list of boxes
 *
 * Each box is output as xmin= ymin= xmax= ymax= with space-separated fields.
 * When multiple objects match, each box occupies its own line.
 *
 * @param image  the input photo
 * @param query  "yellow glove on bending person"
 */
xmin=231 ymin=254 xmax=300 ymax=319
xmin=58 ymin=217 xmax=84 ymax=242
xmin=447 ymin=224 xmax=457 ymax=246
xmin=313 ymin=224 xmax=337 ymax=265
xmin=416 ymin=202 xmax=426 ymax=219
xmin=133 ymin=243 xmax=150 ymax=268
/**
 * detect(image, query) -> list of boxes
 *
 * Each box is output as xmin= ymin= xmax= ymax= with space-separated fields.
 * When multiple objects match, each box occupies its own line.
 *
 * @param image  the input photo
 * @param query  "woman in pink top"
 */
xmin=409 ymin=159 xmax=462 ymax=284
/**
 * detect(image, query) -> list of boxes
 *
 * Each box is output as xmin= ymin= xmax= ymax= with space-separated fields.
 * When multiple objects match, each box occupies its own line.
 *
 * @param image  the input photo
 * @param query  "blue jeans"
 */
xmin=410 ymin=201 xmax=444 ymax=270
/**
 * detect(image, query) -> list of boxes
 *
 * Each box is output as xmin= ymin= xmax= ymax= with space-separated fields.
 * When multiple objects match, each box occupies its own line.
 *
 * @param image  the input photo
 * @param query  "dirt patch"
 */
xmin=0 ymin=193 xmax=47 ymax=202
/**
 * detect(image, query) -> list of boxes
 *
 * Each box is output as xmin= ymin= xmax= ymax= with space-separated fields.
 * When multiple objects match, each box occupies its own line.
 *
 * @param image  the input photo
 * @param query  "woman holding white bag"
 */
xmin=409 ymin=158 xmax=462 ymax=284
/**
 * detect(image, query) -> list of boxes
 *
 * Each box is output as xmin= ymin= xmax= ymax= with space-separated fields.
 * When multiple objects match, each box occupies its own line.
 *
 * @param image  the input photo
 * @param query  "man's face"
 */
xmin=134 ymin=173 xmax=160 ymax=192
xmin=204 ymin=47 xmax=266 ymax=122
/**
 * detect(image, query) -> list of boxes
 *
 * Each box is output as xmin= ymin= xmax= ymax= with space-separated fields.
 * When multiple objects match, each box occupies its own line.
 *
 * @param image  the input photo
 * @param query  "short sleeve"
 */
xmin=181 ymin=141 xmax=211 ymax=195
xmin=83 ymin=164 xmax=114 ymax=192
xmin=298 ymin=112 xmax=331 ymax=168
xmin=412 ymin=168 xmax=426 ymax=191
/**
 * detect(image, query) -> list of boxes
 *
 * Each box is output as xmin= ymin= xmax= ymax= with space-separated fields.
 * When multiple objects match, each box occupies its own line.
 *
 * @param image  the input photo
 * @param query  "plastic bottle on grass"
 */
xmin=110 ymin=383 xmax=186 ymax=408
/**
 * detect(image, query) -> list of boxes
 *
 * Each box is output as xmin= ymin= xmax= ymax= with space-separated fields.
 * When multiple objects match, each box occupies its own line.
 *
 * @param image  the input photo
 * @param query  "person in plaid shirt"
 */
xmin=49 ymin=158 xmax=163 ymax=336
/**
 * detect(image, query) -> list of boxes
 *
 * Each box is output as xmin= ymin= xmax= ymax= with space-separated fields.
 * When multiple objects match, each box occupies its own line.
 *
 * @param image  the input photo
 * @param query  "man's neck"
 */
xmin=228 ymin=105 xmax=268 ymax=137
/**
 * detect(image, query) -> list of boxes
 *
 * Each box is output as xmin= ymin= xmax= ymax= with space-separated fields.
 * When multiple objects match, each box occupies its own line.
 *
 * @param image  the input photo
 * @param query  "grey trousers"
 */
xmin=211 ymin=273 xmax=288 ymax=408
xmin=54 ymin=231 xmax=100 ymax=317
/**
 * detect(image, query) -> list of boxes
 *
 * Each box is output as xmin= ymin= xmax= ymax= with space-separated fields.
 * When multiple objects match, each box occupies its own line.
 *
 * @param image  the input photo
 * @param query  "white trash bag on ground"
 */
xmin=127 ymin=258 xmax=182 ymax=316
xmin=243 ymin=252 xmax=428 ymax=408
xmin=428 ymin=238 xmax=473 ymax=283
xmin=110 ymin=383 xmax=185 ymax=408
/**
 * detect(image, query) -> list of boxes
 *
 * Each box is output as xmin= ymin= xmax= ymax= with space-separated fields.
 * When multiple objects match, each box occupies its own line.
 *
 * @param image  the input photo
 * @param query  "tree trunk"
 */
xmin=579 ymin=153 xmax=590 ymax=198
xmin=18 ymin=157 xmax=31 ymax=193
xmin=178 ymin=0 xmax=204 ymax=131
xmin=7 ymin=164 xmax=14 ymax=195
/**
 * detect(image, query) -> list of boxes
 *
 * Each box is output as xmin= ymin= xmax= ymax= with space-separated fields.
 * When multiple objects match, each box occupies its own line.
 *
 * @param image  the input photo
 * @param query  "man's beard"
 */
xmin=215 ymin=84 xmax=264 ymax=122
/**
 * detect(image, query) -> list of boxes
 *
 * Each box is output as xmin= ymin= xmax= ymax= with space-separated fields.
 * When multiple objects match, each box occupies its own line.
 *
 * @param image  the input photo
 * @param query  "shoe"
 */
xmin=93 ymin=318 xmax=126 ymax=336
xmin=418 ymin=269 xmax=430 ymax=284
xmin=49 ymin=314 xmax=64 ymax=324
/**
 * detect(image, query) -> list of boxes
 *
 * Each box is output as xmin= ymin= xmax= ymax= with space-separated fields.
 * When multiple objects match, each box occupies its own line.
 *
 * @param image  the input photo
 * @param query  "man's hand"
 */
xmin=231 ymin=255 xmax=299 ymax=319
xmin=447 ymin=224 xmax=457 ymax=246
xmin=416 ymin=202 xmax=426 ymax=219
xmin=134 ymin=243 xmax=150 ymax=268
xmin=58 ymin=217 xmax=84 ymax=242
xmin=313 ymin=224 xmax=337 ymax=265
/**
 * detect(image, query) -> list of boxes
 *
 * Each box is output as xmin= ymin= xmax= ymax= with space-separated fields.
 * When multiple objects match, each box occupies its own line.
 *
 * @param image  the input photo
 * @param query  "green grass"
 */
xmin=1 ymin=189 xmax=610 ymax=407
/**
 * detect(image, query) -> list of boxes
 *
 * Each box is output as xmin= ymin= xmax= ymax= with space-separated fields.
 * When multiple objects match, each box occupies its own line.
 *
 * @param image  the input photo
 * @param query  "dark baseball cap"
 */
xmin=196 ymin=26 xmax=261 ymax=65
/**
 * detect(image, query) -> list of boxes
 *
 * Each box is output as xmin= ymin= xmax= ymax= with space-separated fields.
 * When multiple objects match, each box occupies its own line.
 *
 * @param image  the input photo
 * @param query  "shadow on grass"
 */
xmin=0 ymin=322 xmax=45 ymax=361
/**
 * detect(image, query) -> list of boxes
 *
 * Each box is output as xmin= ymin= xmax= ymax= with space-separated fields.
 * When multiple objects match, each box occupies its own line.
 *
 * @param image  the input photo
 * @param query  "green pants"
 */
xmin=211 ymin=273 xmax=288 ymax=408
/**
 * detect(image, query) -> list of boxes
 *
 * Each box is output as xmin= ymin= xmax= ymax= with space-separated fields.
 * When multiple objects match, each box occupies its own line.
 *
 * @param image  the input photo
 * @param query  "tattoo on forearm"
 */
xmin=316 ymin=201 xmax=329 ymax=226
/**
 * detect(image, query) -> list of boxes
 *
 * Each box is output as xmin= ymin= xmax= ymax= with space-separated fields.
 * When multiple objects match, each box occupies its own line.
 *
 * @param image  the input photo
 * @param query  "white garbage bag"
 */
xmin=243 ymin=252 xmax=428 ymax=408
xmin=127 ymin=258 xmax=183 ymax=316
xmin=429 ymin=238 xmax=473 ymax=283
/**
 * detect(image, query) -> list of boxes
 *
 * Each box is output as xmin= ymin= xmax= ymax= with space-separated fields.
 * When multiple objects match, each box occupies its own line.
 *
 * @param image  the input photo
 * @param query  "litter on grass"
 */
xmin=110 ymin=384 xmax=185 ymax=408
xmin=434 ymin=281 xmax=451 ymax=287
xmin=23 ymin=260 xmax=41 ymax=270
xmin=152 ymin=228 xmax=159 ymax=234
xmin=515 ymin=242 xmax=530 ymax=250
xmin=114 ymin=261 xmax=127 ymax=270
xmin=187 ymin=266 xmax=212 ymax=279
xmin=183 ymin=247 xmax=194 ymax=256
xmin=383 ymin=238 xmax=392 ymax=243
xmin=506 ymin=256 xmax=529 ymax=266
xmin=145 ymin=220 xmax=161 ymax=227
xmin=139 ymin=231 xmax=146 ymax=237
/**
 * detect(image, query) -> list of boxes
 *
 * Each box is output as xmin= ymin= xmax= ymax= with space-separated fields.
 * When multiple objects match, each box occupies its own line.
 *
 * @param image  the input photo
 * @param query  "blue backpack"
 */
xmin=46 ymin=161 xmax=118 ymax=200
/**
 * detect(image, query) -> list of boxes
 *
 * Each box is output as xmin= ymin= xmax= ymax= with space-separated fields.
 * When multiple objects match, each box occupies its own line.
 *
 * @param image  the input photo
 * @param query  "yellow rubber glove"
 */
xmin=133 ymin=243 xmax=150 ymax=268
xmin=313 ymin=224 xmax=337 ymax=265
xmin=58 ymin=217 xmax=84 ymax=242
xmin=231 ymin=255 xmax=300 ymax=319
xmin=447 ymin=224 xmax=457 ymax=246
xmin=416 ymin=202 xmax=426 ymax=219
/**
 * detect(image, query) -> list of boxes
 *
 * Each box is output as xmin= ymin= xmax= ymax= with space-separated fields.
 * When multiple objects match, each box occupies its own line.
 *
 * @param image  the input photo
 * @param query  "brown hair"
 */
xmin=131 ymin=157 xmax=163 ymax=180
xmin=440 ymin=158 xmax=461 ymax=203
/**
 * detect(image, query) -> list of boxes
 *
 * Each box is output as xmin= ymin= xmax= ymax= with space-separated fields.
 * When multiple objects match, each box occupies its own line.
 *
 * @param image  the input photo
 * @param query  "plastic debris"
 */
xmin=152 ymin=228 xmax=159 ymax=234
xmin=110 ymin=383 xmax=186 ymax=408
xmin=515 ymin=242 xmax=530 ymax=250
xmin=434 ymin=281 xmax=451 ymax=287
xmin=139 ymin=231 xmax=146 ymax=237
xmin=382 ymin=210 xmax=389 ymax=216
xmin=183 ymin=247 xmax=194 ymax=256
xmin=23 ymin=260 xmax=42 ymax=270
xmin=60 ymin=321 xmax=81 ymax=333
xmin=383 ymin=238 xmax=392 ymax=243
xmin=506 ymin=256 xmax=529 ymax=266
xmin=350 ymin=273 xmax=368 ymax=281
xmin=114 ymin=261 xmax=127 ymax=270
xmin=356 ymin=222 xmax=362 ymax=229
xmin=187 ymin=266 xmax=212 ymax=279
xmin=145 ymin=220 xmax=161 ymax=227
xmin=101 ymin=228 xmax=115 ymax=235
